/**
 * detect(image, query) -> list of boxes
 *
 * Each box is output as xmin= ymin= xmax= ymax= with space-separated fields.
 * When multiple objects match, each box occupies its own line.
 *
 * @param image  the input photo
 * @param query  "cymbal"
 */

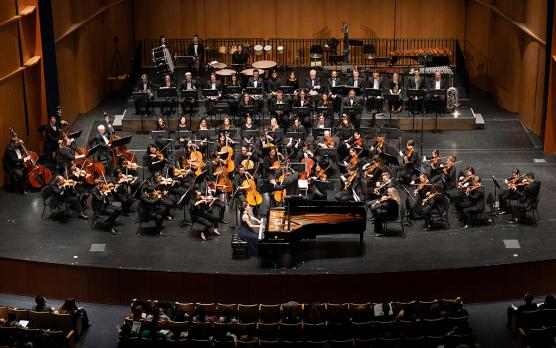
xmin=216 ymin=69 xmax=236 ymax=76
xmin=252 ymin=60 xmax=277 ymax=69
xmin=241 ymin=68 xmax=265 ymax=76
xmin=209 ymin=62 xmax=227 ymax=69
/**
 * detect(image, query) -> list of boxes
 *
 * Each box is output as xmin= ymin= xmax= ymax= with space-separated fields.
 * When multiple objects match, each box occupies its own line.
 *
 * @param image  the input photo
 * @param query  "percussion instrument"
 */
xmin=152 ymin=45 xmax=174 ymax=75
xmin=218 ymin=46 xmax=228 ymax=54
xmin=241 ymin=68 xmax=264 ymax=76
xmin=264 ymin=45 xmax=272 ymax=53
xmin=254 ymin=45 xmax=263 ymax=56
xmin=216 ymin=68 xmax=237 ymax=76
xmin=252 ymin=60 xmax=277 ymax=70
xmin=208 ymin=61 xmax=227 ymax=69
xmin=390 ymin=47 xmax=452 ymax=58
xmin=276 ymin=46 xmax=284 ymax=54
xmin=229 ymin=45 xmax=238 ymax=55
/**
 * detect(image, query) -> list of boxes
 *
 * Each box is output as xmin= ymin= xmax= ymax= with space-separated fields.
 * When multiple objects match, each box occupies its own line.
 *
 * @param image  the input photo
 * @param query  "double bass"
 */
xmin=242 ymin=165 xmax=262 ymax=206
xmin=8 ymin=128 xmax=52 ymax=188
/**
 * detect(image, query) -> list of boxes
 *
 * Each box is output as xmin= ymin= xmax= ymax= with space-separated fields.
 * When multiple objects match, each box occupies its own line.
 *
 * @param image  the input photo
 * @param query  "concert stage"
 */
xmin=0 ymin=91 xmax=555 ymax=306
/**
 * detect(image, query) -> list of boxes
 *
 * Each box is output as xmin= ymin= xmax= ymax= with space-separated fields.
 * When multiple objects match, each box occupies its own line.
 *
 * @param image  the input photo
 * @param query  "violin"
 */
xmin=122 ymin=160 xmax=141 ymax=170
xmin=118 ymin=174 xmax=137 ymax=185
xmin=465 ymin=182 xmax=482 ymax=196
xmin=422 ymin=191 xmax=440 ymax=206
xmin=100 ymin=182 xmax=116 ymax=194
xmin=402 ymin=147 xmax=414 ymax=163
xmin=364 ymin=160 xmax=383 ymax=178
xmin=311 ymin=168 xmax=328 ymax=181
xmin=149 ymin=189 xmax=164 ymax=199
xmin=195 ymin=194 xmax=217 ymax=207
xmin=413 ymin=179 xmax=430 ymax=197
xmin=374 ymin=179 xmax=392 ymax=195
xmin=344 ymin=171 xmax=358 ymax=190
xmin=173 ymin=167 xmax=192 ymax=177
xmin=150 ymin=150 xmax=165 ymax=161
xmin=156 ymin=177 xmax=175 ymax=187
xmin=353 ymin=137 xmax=363 ymax=148
xmin=350 ymin=154 xmax=359 ymax=167
xmin=441 ymin=160 xmax=462 ymax=174
xmin=325 ymin=138 xmax=335 ymax=148
xmin=62 ymin=178 xmax=77 ymax=188
xmin=371 ymin=195 xmax=390 ymax=208
xmin=458 ymin=175 xmax=473 ymax=188
xmin=510 ymin=178 xmax=534 ymax=190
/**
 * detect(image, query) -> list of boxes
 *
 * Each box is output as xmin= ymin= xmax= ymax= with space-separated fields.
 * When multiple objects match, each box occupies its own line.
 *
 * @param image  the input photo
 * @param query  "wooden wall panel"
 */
xmin=276 ymin=0 xmax=299 ymax=38
xmin=51 ymin=0 xmax=72 ymax=40
xmin=55 ymin=38 xmax=79 ymax=124
xmin=0 ymin=22 xmax=22 ymax=79
xmin=149 ymin=272 xmax=185 ymax=302
xmin=323 ymin=0 xmax=369 ymax=39
xmin=525 ymin=0 xmax=548 ymax=42
xmin=178 ymin=0 xmax=197 ymax=38
xmin=70 ymin=0 xmax=103 ymax=23
xmin=26 ymin=262 xmax=60 ymax=299
xmin=395 ymin=0 xmax=421 ymax=38
xmin=24 ymin=65 xmax=46 ymax=150
xmin=369 ymin=0 xmax=396 ymax=38
xmin=132 ymin=0 xmax=183 ymax=39
xmin=57 ymin=266 xmax=89 ymax=301
xmin=87 ymin=267 xmax=121 ymax=303
xmin=227 ymin=0 xmax=276 ymax=38
xmin=0 ymin=0 xmax=16 ymax=23
xmin=0 ymin=259 xmax=30 ymax=296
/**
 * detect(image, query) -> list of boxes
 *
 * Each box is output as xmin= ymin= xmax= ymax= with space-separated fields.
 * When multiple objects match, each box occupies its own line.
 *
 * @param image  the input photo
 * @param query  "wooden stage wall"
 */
xmin=1 ymin=257 xmax=556 ymax=305
xmin=0 ymin=0 xmax=47 ymax=185
xmin=543 ymin=2 xmax=556 ymax=152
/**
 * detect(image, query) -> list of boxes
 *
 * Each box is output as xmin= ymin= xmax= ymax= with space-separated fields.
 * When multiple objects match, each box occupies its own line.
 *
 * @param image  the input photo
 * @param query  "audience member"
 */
xmin=32 ymin=295 xmax=54 ymax=313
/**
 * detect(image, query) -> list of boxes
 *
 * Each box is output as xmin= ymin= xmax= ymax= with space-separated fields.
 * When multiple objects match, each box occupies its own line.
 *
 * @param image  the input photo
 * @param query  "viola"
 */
xmin=353 ymin=137 xmax=363 ymax=148
xmin=350 ymin=154 xmax=359 ymax=167
xmin=8 ymin=127 xmax=52 ymax=188
xmin=62 ymin=178 xmax=77 ymax=188
xmin=413 ymin=179 xmax=430 ymax=197
xmin=118 ymin=174 xmax=137 ymax=185
xmin=374 ymin=179 xmax=392 ymax=195
xmin=371 ymin=195 xmax=390 ymax=208
xmin=344 ymin=171 xmax=358 ymax=190
xmin=422 ymin=191 xmax=440 ymax=206
xmin=100 ymin=182 xmax=116 ymax=194
xmin=325 ymin=138 xmax=335 ymax=148
xmin=300 ymin=156 xmax=314 ymax=180
xmin=122 ymin=160 xmax=141 ymax=170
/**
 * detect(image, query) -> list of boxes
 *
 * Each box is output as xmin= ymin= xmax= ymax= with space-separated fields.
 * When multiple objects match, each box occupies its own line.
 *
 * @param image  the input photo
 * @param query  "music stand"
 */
xmin=491 ymin=176 xmax=503 ymax=213
xmin=219 ymin=128 xmax=238 ymax=139
xmin=245 ymin=87 xmax=263 ymax=96
xmin=279 ymin=86 xmax=295 ymax=95
xmin=329 ymin=55 xmax=344 ymax=65
xmin=380 ymin=126 xmax=401 ymax=147
xmin=430 ymin=89 xmax=446 ymax=133
xmin=157 ymin=87 xmax=178 ymax=98
xmin=174 ymin=55 xmax=194 ymax=66
xmin=365 ymin=88 xmax=382 ymax=98
xmin=336 ymin=127 xmax=355 ymax=141
xmin=239 ymin=104 xmax=255 ymax=117
xmin=271 ymin=102 xmax=289 ymax=114
xmin=359 ymin=126 xmax=375 ymax=138
xmin=133 ymin=91 xmax=151 ymax=133
xmin=267 ymin=129 xmax=283 ymax=142
xmin=69 ymin=130 xmax=82 ymax=140
xmin=316 ymin=106 xmax=333 ymax=118
xmin=225 ymin=86 xmax=242 ymax=96
xmin=290 ymin=163 xmax=305 ymax=173
xmin=383 ymin=93 xmax=400 ymax=126
xmin=286 ymin=131 xmax=303 ymax=140
xmin=202 ymin=89 xmax=220 ymax=98
xmin=175 ymin=130 xmax=193 ymax=141
xmin=342 ymin=106 xmax=359 ymax=118
xmin=292 ymin=106 xmax=309 ymax=116
xmin=242 ymin=129 xmax=259 ymax=144
xmin=331 ymin=85 xmax=345 ymax=96
xmin=316 ymin=147 xmax=337 ymax=159
xmin=406 ymin=89 xmax=426 ymax=129
xmin=312 ymin=127 xmax=331 ymax=138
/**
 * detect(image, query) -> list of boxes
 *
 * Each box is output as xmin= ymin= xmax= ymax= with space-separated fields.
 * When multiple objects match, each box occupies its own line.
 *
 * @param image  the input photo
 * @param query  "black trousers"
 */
xmin=112 ymin=191 xmax=134 ymax=213
xmin=193 ymin=211 xmax=219 ymax=233
xmin=371 ymin=207 xmax=393 ymax=234
xmin=144 ymin=211 xmax=163 ymax=228
xmin=102 ymin=204 xmax=122 ymax=227
xmin=8 ymin=168 xmax=26 ymax=192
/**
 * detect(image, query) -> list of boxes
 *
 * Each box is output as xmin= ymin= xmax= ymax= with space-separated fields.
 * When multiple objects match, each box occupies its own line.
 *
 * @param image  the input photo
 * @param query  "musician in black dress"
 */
xmin=231 ymin=45 xmax=249 ymax=66
xmin=3 ymin=137 xmax=31 ymax=193
xmin=112 ymin=168 xmax=136 ymax=212
xmin=286 ymin=71 xmax=299 ymax=90
xmin=91 ymin=179 xmax=122 ymax=235
xmin=239 ymin=202 xmax=263 ymax=256
xmin=399 ymin=139 xmax=418 ymax=185
xmin=151 ymin=117 xmax=170 ymax=151
xmin=388 ymin=73 xmax=403 ymax=113
xmin=370 ymin=187 xmax=400 ymax=236
xmin=335 ymin=165 xmax=364 ymax=202
xmin=142 ymin=144 xmax=165 ymax=176
xmin=456 ymin=175 xmax=485 ymax=228
xmin=223 ymin=73 xmax=242 ymax=117
xmin=270 ymin=90 xmax=291 ymax=130
xmin=440 ymin=155 xmax=458 ymax=191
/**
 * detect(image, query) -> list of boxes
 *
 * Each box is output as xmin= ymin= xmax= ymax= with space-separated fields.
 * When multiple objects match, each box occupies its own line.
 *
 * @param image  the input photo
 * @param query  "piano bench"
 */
xmin=231 ymin=233 xmax=249 ymax=259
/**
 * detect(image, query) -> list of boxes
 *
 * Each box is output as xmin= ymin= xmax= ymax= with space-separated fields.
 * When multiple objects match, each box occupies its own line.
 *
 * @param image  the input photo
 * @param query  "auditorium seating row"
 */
xmin=0 ymin=306 xmax=79 ymax=348
xmin=511 ymin=308 xmax=556 ymax=347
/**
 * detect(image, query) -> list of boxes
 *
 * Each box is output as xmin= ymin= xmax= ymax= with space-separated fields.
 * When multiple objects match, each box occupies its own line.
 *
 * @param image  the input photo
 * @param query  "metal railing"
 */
xmin=139 ymin=37 xmax=457 ymax=68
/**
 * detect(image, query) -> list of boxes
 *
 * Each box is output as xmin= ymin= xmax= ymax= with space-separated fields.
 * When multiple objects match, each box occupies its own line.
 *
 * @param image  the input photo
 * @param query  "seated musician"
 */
xmin=239 ymin=93 xmax=255 ymax=117
xmin=366 ymin=71 xmax=385 ymax=113
xmin=362 ymin=155 xmax=384 ymax=186
xmin=337 ymin=114 xmax=355 ymax=143
xmin=3 ymin=136 xmax=31 ymax=194
xmin=499 ymin=169 xmax=523 ymax=214
xmin=424 ymin=148 xmax=443 ymax=183
xmin=56 ymin=137 xmax=85 ymax=174
xmin=347 ymin=70 xmax=364 ymax=93
xmin=262 ymin=147 xmax=280 ymax=180
xmin=508 ymin=172 xmax=540 ymax=224
xmin=267 ymin=70 xmax=283 ymax=96
xmin=286 ymin=71 xmax=299 ymax=90
xmin=112 ymin=168 xmax=137 ymax=213
xmin=151 ymin=174 xmax=176 ymax=217
xmin=313 ymin=113 xmax=331 ymax=129
xmin=408 ymin=68 xmax=426 ymax=114
xmin=316 ymin=93 xmax=334 ymax=116
xmin=152 ymin=117 xmax=170 ymax=151
xmin=241 ymin=116 xmax=257 ymax=149
xmin=190 ymin=190 xmax=222 ymax=241
xmin=179 ymin=72 xmax=198 ymax=115
xmin=204 ymin=72 xmax=222 ymax=113
xmin=425 ymin=71 xmax=447 ymax=113
xmin=247 ymin=69 xmax=264 ymax=110
xmin=134 ymin=73 xmax=153 ymax=116
xmin=287 ymin=117 xmax=307 ymax=141
xmin=388 ymin=73 xmax=403 ymax=113
xmin=270 ymin=90 xmax=291 ymax=130
xmin=293 ymin=89 xmax=313 ymax=129
xmin=91 ymin=179 xmax=122 ymax=235
xmin=316 ymin=129 xmax=336 ymax=150
xmin=305 ymin=69 xmax=321 ymax=94
xmin=234 ymin=146 xmax=255 ymax=172
xmin=231 ymin=45 xmax=249 ymax=66
xmin=266 ymin=117 xmax=283 ymax=146
xmin=219 ymin=116 xmax=234 ymax=135
xmin=307 ymin=161 xmax=327 ymax=200
xmin=342 ymin=89 xmax=363 ymax=129
xmin=408 ymin=173 xmax=432 ymax=219
xmin=234 ymin=166 xmax=251 ymax=204
xmin=440 ymin=155 xmax=458 ymax=191
xmin=88 ymin=124 xmax=114 ymax=171
xmin=160 ymin=74 xmax=177 ymax=116
xmin=370 ymin=187 xmax=400 ymax=236
xmin=254 ymin=130 xmax=274 ymax=162
xmin=370 ymin=132 xmax=385 ymax=156
xmin=238 ymin=202 xmax=263 ymax=257
xmin=398 ymin=139 xmax=418 ymax=185
xmin=340 ymin=147 xmax=362 ymax=175
xmin=223 ymin=73 xmax=242 ymax=117
xmin=335 ymin=165 xmax=364 ymax=202
xmin=142 ymin=144 xmax=165 ymax=176
xmin=372 ymin=171 xmax=395 ymax=199
xmin=327 ymin=70 xmax=343 ymax=112
xmin=196 ymin=117 xmax=210 ymax=153
xmin=270 ymin=162 xmax=299 ymax=196
xmin=140 ymin=186 xmax=165 ymax=234
xmin=345 ymin=130 xmax=364 ymax=151
xmin=456 ymin=175 xmax=485 ymax=228
xmin=422 ymin=184 xmax=447 ymax=231
xmin=50 ymin=175 xmax=88 ymax=219
xmin=241 ymin=115 xmax=256 ymax=132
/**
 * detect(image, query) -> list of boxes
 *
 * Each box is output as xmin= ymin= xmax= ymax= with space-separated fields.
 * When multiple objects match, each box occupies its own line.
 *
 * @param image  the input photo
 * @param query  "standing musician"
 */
xmin=342 ymin=89 xmax=363 ymax=129
xmin=335 ymin=165 xmax=363 ymax=202
xmin=270 ymin=90 xmax=291 ymax=130
xmin=187 ymin=34 xmax=204 ymax=69
xmin=369 ymin=187 xmax=400 ymax=236
xmin=421 ymin=184 xmax=446 ymax=231
xmin=3 ymin=136 xmax=31 ymax=193
xmin=140 ymin=186 xmax=165 ymax=234
xmin=408 ymin=68 xmax=426 ymax=115
xmin=89 ymin=124 xmax=113 ymax=172
xmin=50 ymin=175 xmax=88 ymax=219
xmin=190 ymin=190 xmax=222 ymax=241
xmin=399 ymin=139 xmax=418 ymax=185
xmin=366 ymin=71 xmax=385 ymax=113
xmin=293 ymin=89 xmax=313 ymax=129
xmin=267 ymin=70 xmax=283 ymax=96
xmin=179 ymin=72 xmax=198 ymax=116
xmin=455 ymin=175 xmax=484 ymax=228
xmin=56 ymin=137 xmax=85 ymax=174
xmin=388 ymin=73 xmax=403 ymax=113
xmin=39 ymin=114 xmax=68 ymax=170
xmin=426 ymin=71 xmax=447 ymax=113
xmin=91 ymin=179 xmax=122 ymax=235
xmin=508 ymin=172 xmax=541 ymax=224
xmin=498 ymin=169 xmax=523 ymax=214
xmin=134 ymin=73 xmax=153 ymax=116
xmin=231 ymin=45 xmax=249 ymax=66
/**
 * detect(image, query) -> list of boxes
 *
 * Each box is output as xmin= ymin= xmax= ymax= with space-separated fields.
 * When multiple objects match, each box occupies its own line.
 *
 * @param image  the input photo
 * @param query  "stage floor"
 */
xmin=1 ymin=88 xmax=554 ymax=276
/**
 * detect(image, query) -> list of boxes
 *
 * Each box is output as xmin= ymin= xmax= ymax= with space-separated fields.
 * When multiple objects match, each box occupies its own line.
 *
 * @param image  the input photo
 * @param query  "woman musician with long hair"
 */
xmin=370 ymin=187 xmax=401 ymax=236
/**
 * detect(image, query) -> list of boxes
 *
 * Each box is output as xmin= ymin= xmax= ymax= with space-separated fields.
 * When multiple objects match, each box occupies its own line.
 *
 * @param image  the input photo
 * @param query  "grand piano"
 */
xmin=258 ymin=197 xmax=367 ymax=267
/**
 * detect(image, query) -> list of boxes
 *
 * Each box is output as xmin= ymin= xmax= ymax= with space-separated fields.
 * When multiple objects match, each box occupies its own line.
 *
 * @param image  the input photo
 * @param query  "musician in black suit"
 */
xmin=370 ymin=187 xmax=400 ymax=236
xmin=509 ymin=173 xmax=541 ymax=224
xmin=231 ymin=45 xmax=249 ymax=65
xmin=422 ymin=185 xmax=446 ymax=231
xmin=178 ymin=72 xmax=198 ymax=115
xmin=398 ymin=139 xmax=419 ymax=185
xmin=88 ymin=124 xmax=113 ymax=171
xmin=50 ymin=175 xmax=88 ymax=219
xmin=91 ymin=179 xmax=122 ymax=235
xmin=327 ymin=70 xmax=343 ymax=112
xmin=313 ymin=113 xmax=331 ymax=129
xmin=267 ymin=70 xmax=283 ymax=95
xmin=140 ymin=186 xmax=164 ymax=234
xmin=247 ymin=69 xmax=264 ymax=89
xmin=457 ymin=176 xmax=485 ymax=228
xmin=3 ymin=137 xmax=30 ymax=193
xmin=425 ymin=71 xmax=448 ymax=113
xmin=407 ymin=68 xmax=426 ymax=115
xmin=335 ymin=165 xmax=364 ymax=202
xmin=270 ymin=90 xmax=291 ymax=130
xmin=293 ymin=89 xmax=313 ymax=129
xmin=366 ymin=71 xmax=385 ymax=113
xmin=204 ymin=72 xmax=222 ymax=113
xmin=304 ymin=69 xmax=321 ymax=92
xmin=347 ymin=70 xmax=364 ymax=93
xmin=39 ymin=115 xmax=66 ymax=169
xmin=187 ymin=34 xmax=204 ymax=68
xmin=133 ymin=73 xmax=153 ymax=116
xmin=342 ymin=89 xmax=363 ymax=129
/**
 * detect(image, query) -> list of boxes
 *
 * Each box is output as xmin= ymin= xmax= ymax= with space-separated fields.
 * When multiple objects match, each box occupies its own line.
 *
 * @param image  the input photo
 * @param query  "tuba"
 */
xmin=447 ymin=87 xmax=459 ymax=110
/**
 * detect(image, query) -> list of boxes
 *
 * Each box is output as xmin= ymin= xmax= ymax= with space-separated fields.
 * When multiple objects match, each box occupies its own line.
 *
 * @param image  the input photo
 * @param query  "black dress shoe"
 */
xmin=110 ymin=227 xmax=119 ymax=235
xmin=220 ymin=219 xmax=229 ymax=224
xmin=166 ymin=216 xmax=173 ymax=221
xmin=79 ymin=213 xmax=89 ymax=220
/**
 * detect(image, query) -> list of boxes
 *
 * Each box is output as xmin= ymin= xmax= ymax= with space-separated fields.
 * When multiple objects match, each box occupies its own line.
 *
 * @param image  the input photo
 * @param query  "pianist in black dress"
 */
xmin=239 ymin=202 xmax=263 ymax=257
xmin=370 ymin=187 xmax=400 ymax=236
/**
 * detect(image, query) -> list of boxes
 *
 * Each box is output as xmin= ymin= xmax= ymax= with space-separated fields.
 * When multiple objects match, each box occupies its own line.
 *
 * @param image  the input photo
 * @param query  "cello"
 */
xmin=8 ymin=128 xmax=52 ymax=188
xmin=242 ymin=164 xmax=262 ymax=206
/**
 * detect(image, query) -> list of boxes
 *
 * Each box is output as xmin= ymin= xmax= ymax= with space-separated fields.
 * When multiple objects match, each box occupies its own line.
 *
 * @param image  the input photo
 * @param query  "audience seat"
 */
xmin=349 ymin=302 xmax=372 ymax=323
xmin=303 ymin=322 xmax=327 ymax=341
xmin=329 ymin=338 xmax=354 ymax=347
xmin=279 ymin=322 xmax=303 ymax=341
xmin=174 ymin=302 xmax=196 ymax=321
xmin=216 ymin=303 xmax=238 ymax=318
xmin=411 ymin=300 xmax=438 ymax=318
xmin=257 ymin=322 xmax=279 ymax=341
xmin=236 ymin=340 xmax=258 ymax=347
xmin=259 ymin=339 xmax=280 ymax=347
xmin=354 ymin=337 xmax=377 ymax=348
xmin=189 ymin=338 xmax=213 ymax=348
xmin=351 ymin=321 xmax=374 ymax=340
xmin=28 ymin=310 xmax=54 ymax=330
xmin=237 ymin=304 xmax=259 ymax=323
xmin=197 ymin=303 xmax=217 ymax=317
xmin=259 ymin=304 xmax=281 ymax=323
